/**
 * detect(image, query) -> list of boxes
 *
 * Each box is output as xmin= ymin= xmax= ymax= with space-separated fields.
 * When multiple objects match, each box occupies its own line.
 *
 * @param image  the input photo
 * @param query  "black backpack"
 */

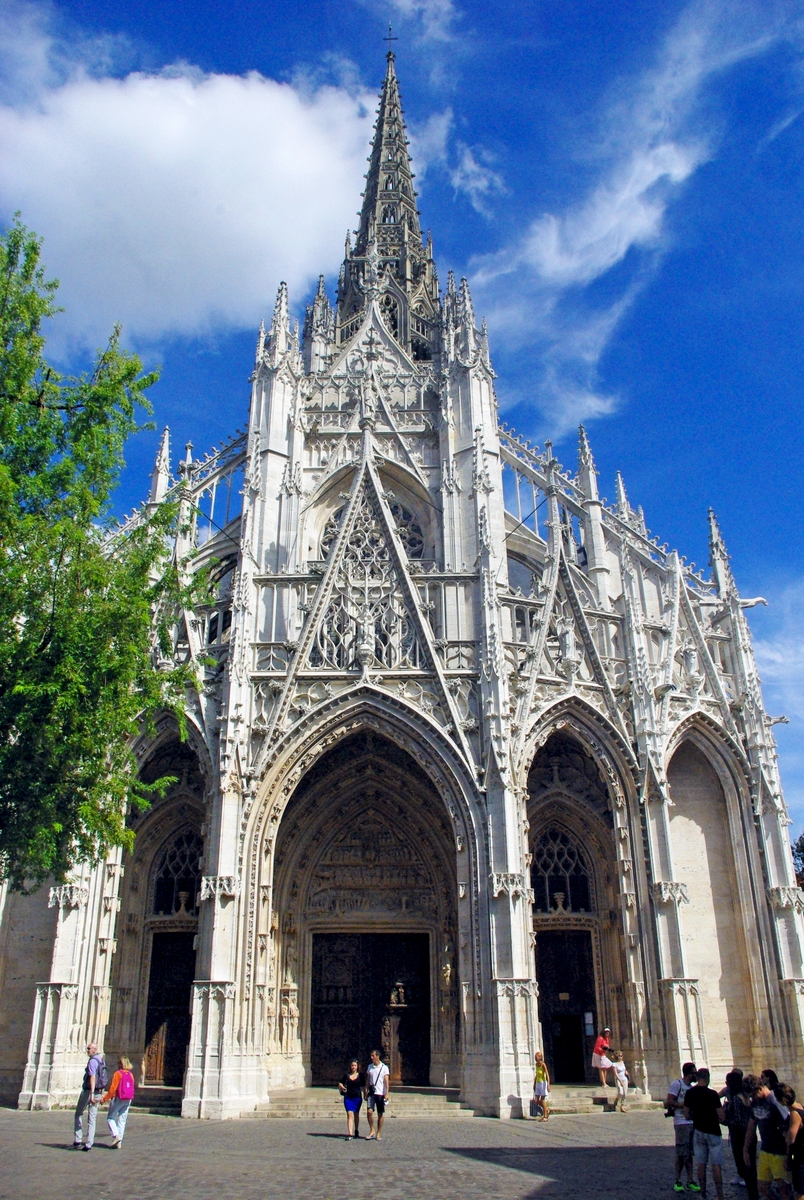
xmin=83 ymin=1056 xmax=109 ymax=1093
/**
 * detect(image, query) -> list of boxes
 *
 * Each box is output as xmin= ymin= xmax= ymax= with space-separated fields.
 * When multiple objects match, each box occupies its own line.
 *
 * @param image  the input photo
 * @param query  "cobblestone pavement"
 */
xmin=0 ymin=1108 xmax=748 ymax=1200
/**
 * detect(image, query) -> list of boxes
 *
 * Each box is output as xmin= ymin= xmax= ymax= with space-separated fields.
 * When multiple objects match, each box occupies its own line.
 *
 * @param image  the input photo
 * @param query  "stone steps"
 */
xmin=244 ymin=1086 xmax=475 ymax=1120
xmin=131 ymin=1086 xmax=183 ymax=1116
xmin=241 ymin=1085 xmax=661 ymax=1119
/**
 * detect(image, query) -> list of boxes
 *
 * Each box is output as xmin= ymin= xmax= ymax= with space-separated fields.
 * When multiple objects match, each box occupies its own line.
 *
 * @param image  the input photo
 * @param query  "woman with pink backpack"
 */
xmin=101 ymin=1057 xmax=136 ymax=1148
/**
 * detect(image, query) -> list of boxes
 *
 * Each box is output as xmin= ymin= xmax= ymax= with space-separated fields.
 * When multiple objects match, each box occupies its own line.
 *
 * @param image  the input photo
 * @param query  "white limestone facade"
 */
xmin=2 ymin=52 xmax=803 ymax=1118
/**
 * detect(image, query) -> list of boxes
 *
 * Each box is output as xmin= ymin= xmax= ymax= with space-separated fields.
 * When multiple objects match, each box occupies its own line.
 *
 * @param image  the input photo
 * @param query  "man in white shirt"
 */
xmin=666 ymin=1062 xmax=699 ymax=1193
xmin=365 ymin=1049 xmax=390 ymax=1141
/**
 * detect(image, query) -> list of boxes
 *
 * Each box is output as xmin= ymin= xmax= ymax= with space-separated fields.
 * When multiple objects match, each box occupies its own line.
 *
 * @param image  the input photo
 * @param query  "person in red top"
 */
xmin=100 ymin=1056 xmax=135 ymax=1149
xmin=592 ymin=1027 xmax=613 ymax=1087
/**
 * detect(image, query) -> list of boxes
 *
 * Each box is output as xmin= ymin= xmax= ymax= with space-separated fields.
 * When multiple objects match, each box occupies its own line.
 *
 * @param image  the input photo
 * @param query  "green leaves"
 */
xmin=0 ymin=218 xmax=200 ymax=890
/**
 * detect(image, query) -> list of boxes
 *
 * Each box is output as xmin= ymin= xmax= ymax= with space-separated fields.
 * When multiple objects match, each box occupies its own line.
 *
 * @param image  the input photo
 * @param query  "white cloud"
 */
xmin=385 ymin=0 xmax=459 ymax=43
xmin=450 ymin=143 xmax=505 ymax=216
xmin=470 ymin=0 xmax=796 ymax=437
xmin=0 ymin=5 xmax=376 ymax=354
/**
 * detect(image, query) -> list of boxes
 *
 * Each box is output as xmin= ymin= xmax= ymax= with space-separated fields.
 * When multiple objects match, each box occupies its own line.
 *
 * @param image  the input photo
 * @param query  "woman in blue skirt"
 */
xmin=338 ymin=1060 xmax=366 ymax=1140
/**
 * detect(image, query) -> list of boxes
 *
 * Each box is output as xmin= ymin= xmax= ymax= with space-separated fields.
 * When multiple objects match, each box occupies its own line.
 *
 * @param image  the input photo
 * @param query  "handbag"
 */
xmin=530 ymin=1098 xmax=543 ymax=1118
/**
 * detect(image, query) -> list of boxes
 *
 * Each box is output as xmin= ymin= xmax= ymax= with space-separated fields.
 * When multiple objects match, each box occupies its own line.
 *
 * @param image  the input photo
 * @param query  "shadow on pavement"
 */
xmin=443 ymin=1142 xmax=675 ymax=1197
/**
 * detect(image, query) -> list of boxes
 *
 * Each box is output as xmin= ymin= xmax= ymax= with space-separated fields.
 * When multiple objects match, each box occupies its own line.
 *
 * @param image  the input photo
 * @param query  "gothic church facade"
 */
xmin=2 ymin=53 xmax=804 ymax=1118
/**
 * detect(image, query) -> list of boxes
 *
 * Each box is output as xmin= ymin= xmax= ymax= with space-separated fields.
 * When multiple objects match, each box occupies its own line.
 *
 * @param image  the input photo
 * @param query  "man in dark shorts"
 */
xmin=685 ymin=1067 xmax=726 ymax=1200
xmin=667 ymin=1062 xmax=699 ymax=1193
xmin=365 ymin=1049 xmax=390 ymax=1141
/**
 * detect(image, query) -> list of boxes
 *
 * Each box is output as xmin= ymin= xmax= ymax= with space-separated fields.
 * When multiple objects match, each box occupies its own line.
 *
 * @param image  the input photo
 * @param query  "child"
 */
xmin=533 ymin=1051 xmax=551 ymax=1121
xmin=611 ymin=1051 xmax=629 ymax=1112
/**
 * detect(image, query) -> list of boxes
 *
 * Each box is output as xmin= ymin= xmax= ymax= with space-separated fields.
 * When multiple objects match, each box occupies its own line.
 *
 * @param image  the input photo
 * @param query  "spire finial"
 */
xmin=615 ymin=471 xmax=629 ymax=515
xmin=149 ymin=426 xmax=171 ymax=504
xmin=384 ymin=23 xmax=399 ymax=58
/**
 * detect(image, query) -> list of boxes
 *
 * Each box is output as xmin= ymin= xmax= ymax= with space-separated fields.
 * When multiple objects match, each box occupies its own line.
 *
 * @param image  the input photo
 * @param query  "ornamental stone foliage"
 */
xmin=2 ymin=50 xmax=804 ymax=1120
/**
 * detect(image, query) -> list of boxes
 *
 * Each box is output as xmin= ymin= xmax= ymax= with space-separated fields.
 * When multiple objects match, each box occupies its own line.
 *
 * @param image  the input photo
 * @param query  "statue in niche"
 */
xmin=284 ymin=936 xmax=297 ymax=986
xmin=281 ymin=994 xmax=299 ymax=1055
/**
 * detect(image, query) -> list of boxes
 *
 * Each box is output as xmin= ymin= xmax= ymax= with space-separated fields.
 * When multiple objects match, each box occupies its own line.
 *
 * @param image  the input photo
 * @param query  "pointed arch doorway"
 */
xmin=271 ymin=731 xmax=460 ymax=1088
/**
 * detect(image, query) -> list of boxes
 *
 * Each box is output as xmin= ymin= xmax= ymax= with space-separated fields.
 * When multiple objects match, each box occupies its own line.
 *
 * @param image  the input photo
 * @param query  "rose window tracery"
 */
xmin=531 ymin=827 xmax=593 ymax=913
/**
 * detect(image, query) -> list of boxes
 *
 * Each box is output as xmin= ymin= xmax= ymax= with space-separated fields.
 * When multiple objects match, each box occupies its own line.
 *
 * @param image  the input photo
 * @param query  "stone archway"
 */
xmin=106 ymin=735 xmax=206 ymax=1089
xmin=269 ymin=730 xmax=460 ymax=1088
xmin=526 ymin=730 xmax=627 ymax=1084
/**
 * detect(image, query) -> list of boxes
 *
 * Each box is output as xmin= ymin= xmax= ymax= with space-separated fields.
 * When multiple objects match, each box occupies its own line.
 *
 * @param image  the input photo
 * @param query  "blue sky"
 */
xmin=1 ymin=0 xmax=803 ymax=833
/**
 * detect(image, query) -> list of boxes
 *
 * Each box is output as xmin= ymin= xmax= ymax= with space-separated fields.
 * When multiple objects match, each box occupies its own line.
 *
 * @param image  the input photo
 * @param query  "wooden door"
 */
xmin=144 ymin=931 xmax=197 ymax=1086
xmin=311 ymin=932 xmax=430 ymax=1086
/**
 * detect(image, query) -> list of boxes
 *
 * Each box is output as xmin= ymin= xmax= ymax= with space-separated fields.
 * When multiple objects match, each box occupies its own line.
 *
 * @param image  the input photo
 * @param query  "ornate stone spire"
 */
xmin=336 ymin=51 xmax=439 ymax=359
xmin=356 ymin=50 xmax=422 ymax=256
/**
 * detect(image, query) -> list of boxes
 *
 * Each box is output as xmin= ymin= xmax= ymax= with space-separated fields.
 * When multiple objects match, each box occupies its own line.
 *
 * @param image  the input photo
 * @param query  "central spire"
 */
xmin=336 ymin=51 xmax=439 ymax=360
xmin=355 ymin=50 xmax=423 ymax=256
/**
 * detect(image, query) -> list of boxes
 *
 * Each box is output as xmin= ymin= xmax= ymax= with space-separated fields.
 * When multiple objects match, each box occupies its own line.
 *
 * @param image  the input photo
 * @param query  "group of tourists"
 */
xmin=336 ymin=1050 xmax=391 ymax=1141
xmin=72 ymin=1042 xmax=136 ymax=1151
xmin=667 ymin=1062 xmax=804 ymax=1199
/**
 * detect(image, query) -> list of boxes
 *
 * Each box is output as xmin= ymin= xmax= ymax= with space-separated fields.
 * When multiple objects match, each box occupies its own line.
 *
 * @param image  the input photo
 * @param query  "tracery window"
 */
xmin=381 ymin=205 xmax=397 ymax=224
xmin=320 ymin=503 xmax=424 ymax=560
xmin=384 ymin=175 xmax=395 ymax=190
xmin=388 ymin=503 xmax=424 ymax=558
xmin=310 ymin=489 xmax=426 ymax=672
xmin=381 ymin=293 xmax=399 ymax=335
xmin=152 ymin=829 xmax=203 ymax=916
xmin=531 ymin=827 xmax=593 ymax=913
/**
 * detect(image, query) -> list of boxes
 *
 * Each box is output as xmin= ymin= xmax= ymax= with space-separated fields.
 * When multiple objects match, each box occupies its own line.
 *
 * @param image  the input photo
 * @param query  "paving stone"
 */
xmin=0 ymin=1108 xmax=748 ymax=1200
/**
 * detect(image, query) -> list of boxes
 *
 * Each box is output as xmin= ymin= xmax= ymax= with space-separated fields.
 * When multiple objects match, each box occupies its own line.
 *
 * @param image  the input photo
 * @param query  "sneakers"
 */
xmin=81 ymin=1144 xmax=92 ymax=1152
xmin=110 ymin=1138 xmax=120 ymax=1148
xmin=686 ymin=1185 xmax=702 ymax=1194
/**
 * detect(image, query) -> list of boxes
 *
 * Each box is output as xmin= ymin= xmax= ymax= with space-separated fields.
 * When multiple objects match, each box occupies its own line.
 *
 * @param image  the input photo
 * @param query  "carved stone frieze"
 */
xmin=48 ymin=885 xmax=89 ymax=909
xmin=768 ymin=886 xmax=804 ymax=914
xmin=652 ymin=881 xmax=690 ymax=906
xmin=490 ymin=873 xmax=534 ymax=901
xmin=199 ymin=875 xmax=241 ymax=902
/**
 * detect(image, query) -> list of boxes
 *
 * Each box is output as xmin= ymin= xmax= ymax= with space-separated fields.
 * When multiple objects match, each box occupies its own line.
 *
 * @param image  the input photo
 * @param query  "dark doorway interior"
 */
xmin=144 ymin=931 xmax=196 ymax=1086
xmin=535 ymin=929 xmax=596 ymax=1084
xmin=311 ymin=932 xmax=430 ymax=1086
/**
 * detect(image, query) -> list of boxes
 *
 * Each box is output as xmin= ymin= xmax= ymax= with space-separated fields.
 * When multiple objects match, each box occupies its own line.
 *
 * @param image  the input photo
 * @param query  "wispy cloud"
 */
xmin=0 ymin=2 xmax=377 ymax=354
xmin=385 ymin=0 xmax=459 ymax=43
xmin=471 ymin=0 xmax=798 ymax=436
xmin=450 ymin=143 xmax=505 ymax=216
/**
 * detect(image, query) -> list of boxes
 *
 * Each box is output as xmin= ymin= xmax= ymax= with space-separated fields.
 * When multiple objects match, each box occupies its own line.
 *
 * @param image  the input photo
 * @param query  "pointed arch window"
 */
xmin=381 ymin=205 xmax=397 ymax=225
xmin=531 ymin=826 xmax=593 ymax=913
xmin=152 ymin=829 xmax=203 ymax=916
xmin=384 ymin=175 xmax=395 ymax=190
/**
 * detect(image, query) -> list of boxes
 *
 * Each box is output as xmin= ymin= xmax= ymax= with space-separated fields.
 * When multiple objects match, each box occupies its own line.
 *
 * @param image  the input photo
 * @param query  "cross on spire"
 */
xmin=383 ymin=23 xmax=398 ymax=54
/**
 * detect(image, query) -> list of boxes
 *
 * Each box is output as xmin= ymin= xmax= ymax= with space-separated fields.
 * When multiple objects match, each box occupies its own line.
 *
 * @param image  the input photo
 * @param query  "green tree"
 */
xmin=793 ymin=831 xmax=804 ymax=889
xmin=0 ymin=218 xmax=200 ymax=891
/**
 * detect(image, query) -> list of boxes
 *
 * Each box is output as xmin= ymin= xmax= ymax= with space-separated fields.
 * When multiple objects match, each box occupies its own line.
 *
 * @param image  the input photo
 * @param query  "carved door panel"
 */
xmin=144 ymin=931 xmax=197 ymax=1086
xmin=535 ymin=929 xmax=596 ymax=1084
xmin=311 ymin=932 xmax=430 ymax=1086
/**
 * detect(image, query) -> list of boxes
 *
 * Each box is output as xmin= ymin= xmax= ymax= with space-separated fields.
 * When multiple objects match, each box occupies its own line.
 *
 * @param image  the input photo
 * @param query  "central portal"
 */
xmin=311 ymin=932 xmax=430 ymax=1085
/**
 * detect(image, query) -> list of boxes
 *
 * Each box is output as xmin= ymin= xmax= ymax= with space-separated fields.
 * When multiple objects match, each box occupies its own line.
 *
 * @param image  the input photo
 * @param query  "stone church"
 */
xmin=2 ymin=52 xmax=803 ymax=1119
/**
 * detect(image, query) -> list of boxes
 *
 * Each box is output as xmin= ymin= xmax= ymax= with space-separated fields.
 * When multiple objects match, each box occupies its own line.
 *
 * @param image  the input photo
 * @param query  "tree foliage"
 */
xmin=0 ymin=218 xmax=200 ymax=890
xmin=793 ymin=831 xmax=804 ymax=889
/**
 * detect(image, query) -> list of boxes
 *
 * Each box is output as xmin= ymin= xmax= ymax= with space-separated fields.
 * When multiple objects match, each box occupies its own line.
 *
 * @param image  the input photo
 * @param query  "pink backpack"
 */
xmin=117 ymin=1071 xmax=135 ymax=1101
